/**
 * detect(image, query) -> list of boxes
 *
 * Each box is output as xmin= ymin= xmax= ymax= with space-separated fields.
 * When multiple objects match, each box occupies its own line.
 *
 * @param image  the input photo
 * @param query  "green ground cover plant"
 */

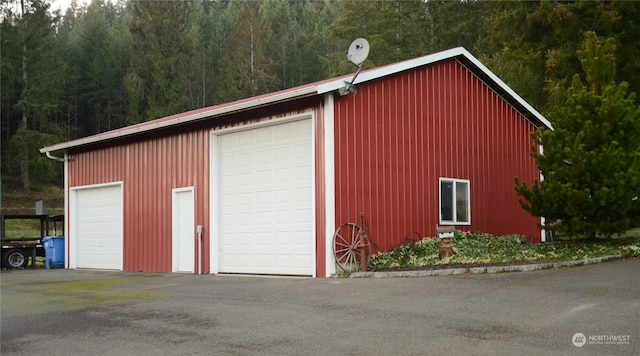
xmin=368 ymin=231 xmax=640 ymax=271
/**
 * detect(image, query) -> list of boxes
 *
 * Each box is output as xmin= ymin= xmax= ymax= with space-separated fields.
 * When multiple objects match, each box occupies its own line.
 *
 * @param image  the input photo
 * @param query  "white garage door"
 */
xmin=217 ymin=119 xmax=314 ymax=276
xmin=74 ymin=184 xmax=123 ymax=270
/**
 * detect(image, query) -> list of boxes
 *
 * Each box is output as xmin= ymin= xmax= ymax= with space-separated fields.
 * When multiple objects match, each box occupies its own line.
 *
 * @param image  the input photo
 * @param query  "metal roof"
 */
xmin=40 ymin=47 xmax=551 ymax=154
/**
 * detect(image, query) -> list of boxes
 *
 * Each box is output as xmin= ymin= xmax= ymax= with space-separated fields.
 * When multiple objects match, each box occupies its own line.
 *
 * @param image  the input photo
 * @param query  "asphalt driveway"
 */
xmin=2 ymin=259 xmax=639 ymax=355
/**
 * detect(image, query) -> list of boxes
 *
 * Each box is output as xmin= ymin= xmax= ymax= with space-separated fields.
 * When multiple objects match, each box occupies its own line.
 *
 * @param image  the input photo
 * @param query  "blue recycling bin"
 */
xmin=42 ymin=236 xmax=65 ymax=269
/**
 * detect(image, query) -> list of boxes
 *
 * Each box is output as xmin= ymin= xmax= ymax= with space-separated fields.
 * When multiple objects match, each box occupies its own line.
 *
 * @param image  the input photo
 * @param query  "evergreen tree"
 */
xmin=515 ymin=32 xmax=640 ymax=238
xmin=188 ymin=0 xmax=237 ymax=108
xmin=261 ymin=0 xmax=294 ymax=89
xmin=125 ymin=0 xmax=193 ymax=123
xmin=260 ymin=0 xmax=336 ymax=89
xmin=188 ymin=1 xmax=212 ymax=109
xmin=56 ymin=0 xmax=130 ymax=139
xmin=77 ymin=0 xmax=118 ymax=133
xmin=215 ymin=1 xmax=279 ymax=103
xmin=483 ymin=1 xmax=640 ymax=112
xmin=1 ymin=0 xmax=65 ymax=191
xmin=425 ymin=0 xmax=489 ymax=54
xmin=323 ymin=0 xmax=425 ymax=77
xmin=103 ymin=1 xmax=131 ymax=131
xmin=4 ymin=0 xmax=640 ymax=197
xmin=56 ymin=0 xmax=83 ymax=140
xmin=290 ymin=0 xmax=336 ymax=86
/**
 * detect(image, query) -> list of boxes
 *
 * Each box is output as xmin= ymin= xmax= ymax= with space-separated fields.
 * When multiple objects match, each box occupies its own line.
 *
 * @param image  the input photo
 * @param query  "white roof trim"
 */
xmin=453 ymin=48 xmax=552 ymax=129
xmin=41 ymin=47 xmax=550 ymax=154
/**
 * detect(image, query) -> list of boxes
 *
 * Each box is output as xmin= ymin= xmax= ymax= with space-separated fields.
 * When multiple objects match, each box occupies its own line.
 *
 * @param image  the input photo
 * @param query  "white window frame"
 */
xmin=439 ymin=177 xmax=471 ymax=225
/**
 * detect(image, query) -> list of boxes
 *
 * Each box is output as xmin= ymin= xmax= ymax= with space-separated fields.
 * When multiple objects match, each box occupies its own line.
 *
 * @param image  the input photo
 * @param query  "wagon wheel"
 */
xmin=332 ymin=222 xmax=371 ymax=273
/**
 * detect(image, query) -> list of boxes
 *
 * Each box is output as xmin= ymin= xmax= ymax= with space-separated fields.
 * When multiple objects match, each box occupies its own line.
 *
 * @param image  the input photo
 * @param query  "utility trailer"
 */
xmin=1 ymin=214 xmax=64 ymax=269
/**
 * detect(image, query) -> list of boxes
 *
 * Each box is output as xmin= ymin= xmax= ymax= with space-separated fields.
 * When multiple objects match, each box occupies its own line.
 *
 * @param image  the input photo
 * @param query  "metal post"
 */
xmin=196 ymin=225 xmax=203 ymax=275
xmin=359 ymin=245 xmax=367 ymax=272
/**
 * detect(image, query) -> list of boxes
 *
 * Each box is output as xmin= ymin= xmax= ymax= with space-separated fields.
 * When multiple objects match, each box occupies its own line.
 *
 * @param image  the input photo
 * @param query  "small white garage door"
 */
xmin=217 ymin=118 xmax=314 ymax=276
xmin=73 ymin=184 xmax=123 ymax=270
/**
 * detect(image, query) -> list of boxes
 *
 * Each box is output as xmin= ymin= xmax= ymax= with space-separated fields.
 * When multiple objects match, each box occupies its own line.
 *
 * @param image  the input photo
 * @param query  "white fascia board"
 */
xmin=457 ymin=49 xmax=554 ymax=130
xmin=40 ymin=85 xmax=318 ymax=153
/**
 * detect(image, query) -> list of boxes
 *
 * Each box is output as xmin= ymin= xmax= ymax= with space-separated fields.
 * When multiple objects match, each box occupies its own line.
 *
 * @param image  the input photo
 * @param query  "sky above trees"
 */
xmin=52 ymin=0 xmax=114 ymax=12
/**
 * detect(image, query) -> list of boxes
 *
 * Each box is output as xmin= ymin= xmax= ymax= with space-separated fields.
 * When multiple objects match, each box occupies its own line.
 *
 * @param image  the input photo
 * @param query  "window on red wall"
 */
xmin=440 ymin=178 xmax=471 ymax=225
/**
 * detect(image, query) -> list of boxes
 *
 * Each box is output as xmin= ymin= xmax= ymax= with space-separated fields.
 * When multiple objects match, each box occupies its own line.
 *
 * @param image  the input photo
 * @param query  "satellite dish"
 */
xmin=339 ymin=38 xmax=370 ymax=96
xmin=347 ymin=38 xmax=370 ymax=66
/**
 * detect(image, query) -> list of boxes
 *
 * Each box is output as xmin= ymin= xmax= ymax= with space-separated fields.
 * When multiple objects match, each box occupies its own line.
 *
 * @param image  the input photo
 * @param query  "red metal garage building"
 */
xmin=41 ymin=47 xmax=551 ymax=277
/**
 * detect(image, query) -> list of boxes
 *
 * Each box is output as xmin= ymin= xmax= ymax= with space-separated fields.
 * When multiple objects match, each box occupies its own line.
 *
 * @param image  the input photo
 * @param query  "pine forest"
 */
xmin=2 ymin=0 xmax=640 ymax=194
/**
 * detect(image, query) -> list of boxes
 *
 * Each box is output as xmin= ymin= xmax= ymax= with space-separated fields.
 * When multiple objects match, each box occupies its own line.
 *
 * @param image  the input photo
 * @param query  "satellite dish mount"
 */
xmin=339 ymin=38 xmax=370 ymax=96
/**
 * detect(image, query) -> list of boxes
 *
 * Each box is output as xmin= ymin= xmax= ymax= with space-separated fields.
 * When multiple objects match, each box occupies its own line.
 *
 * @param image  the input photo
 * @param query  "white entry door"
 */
xmin=173 ymin=188 xmax=195 ymax=272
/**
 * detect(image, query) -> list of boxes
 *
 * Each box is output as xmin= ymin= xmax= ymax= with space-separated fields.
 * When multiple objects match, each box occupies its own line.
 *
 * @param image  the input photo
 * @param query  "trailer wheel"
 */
xmin=2 ymin=250 xmax=29 ymax=269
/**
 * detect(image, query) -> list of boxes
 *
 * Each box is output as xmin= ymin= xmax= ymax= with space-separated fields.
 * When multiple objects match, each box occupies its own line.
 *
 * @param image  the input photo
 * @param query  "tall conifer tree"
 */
xmin=4 ymin=0 xmax=64 ymax=191
xmin=126 ymin=0 xmax=192 ymax=123
xmin=515 ymin=32 xmax=640 ymax=238
xmin=215 ymin=1 xmax=279 ymax=103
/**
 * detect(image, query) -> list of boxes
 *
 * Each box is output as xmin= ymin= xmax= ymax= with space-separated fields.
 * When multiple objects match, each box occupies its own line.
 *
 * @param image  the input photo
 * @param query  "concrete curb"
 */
xmin=348 ymin=255 xmax=625 ymax=278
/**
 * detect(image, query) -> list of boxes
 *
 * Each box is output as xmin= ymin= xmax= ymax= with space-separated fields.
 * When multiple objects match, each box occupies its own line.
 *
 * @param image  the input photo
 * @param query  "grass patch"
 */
xmin=2 ymin=218 xmax=50 ymax=239
xmin=368 ymin=231 xmax=640 ymax=271
xmin=1 ymin=277 xmax=173 ymax=318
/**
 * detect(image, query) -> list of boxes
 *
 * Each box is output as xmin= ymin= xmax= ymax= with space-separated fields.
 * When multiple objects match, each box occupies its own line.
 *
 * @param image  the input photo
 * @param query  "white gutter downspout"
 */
xmin=45 ymin=151 xmax=65 ymax=162
xmin=42 ymin=149 xmax=69 ymax=268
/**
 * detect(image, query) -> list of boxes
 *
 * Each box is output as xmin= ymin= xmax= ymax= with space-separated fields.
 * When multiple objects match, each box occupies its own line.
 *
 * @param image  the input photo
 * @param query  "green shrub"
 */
xmin=367 ymin=231 xmax=640 ymax=271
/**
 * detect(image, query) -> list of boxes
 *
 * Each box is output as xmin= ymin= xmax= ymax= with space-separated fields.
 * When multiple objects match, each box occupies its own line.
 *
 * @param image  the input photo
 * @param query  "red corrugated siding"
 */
xmin=334 ymin=59 xmax=541 ymax=253
xmin=65 ymin=57 xmax=542 ymax=274
xmin=67 ymin=99 xmax=328 ymax=274
xmin=68 ymin=130 xmax=210 ymax=272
